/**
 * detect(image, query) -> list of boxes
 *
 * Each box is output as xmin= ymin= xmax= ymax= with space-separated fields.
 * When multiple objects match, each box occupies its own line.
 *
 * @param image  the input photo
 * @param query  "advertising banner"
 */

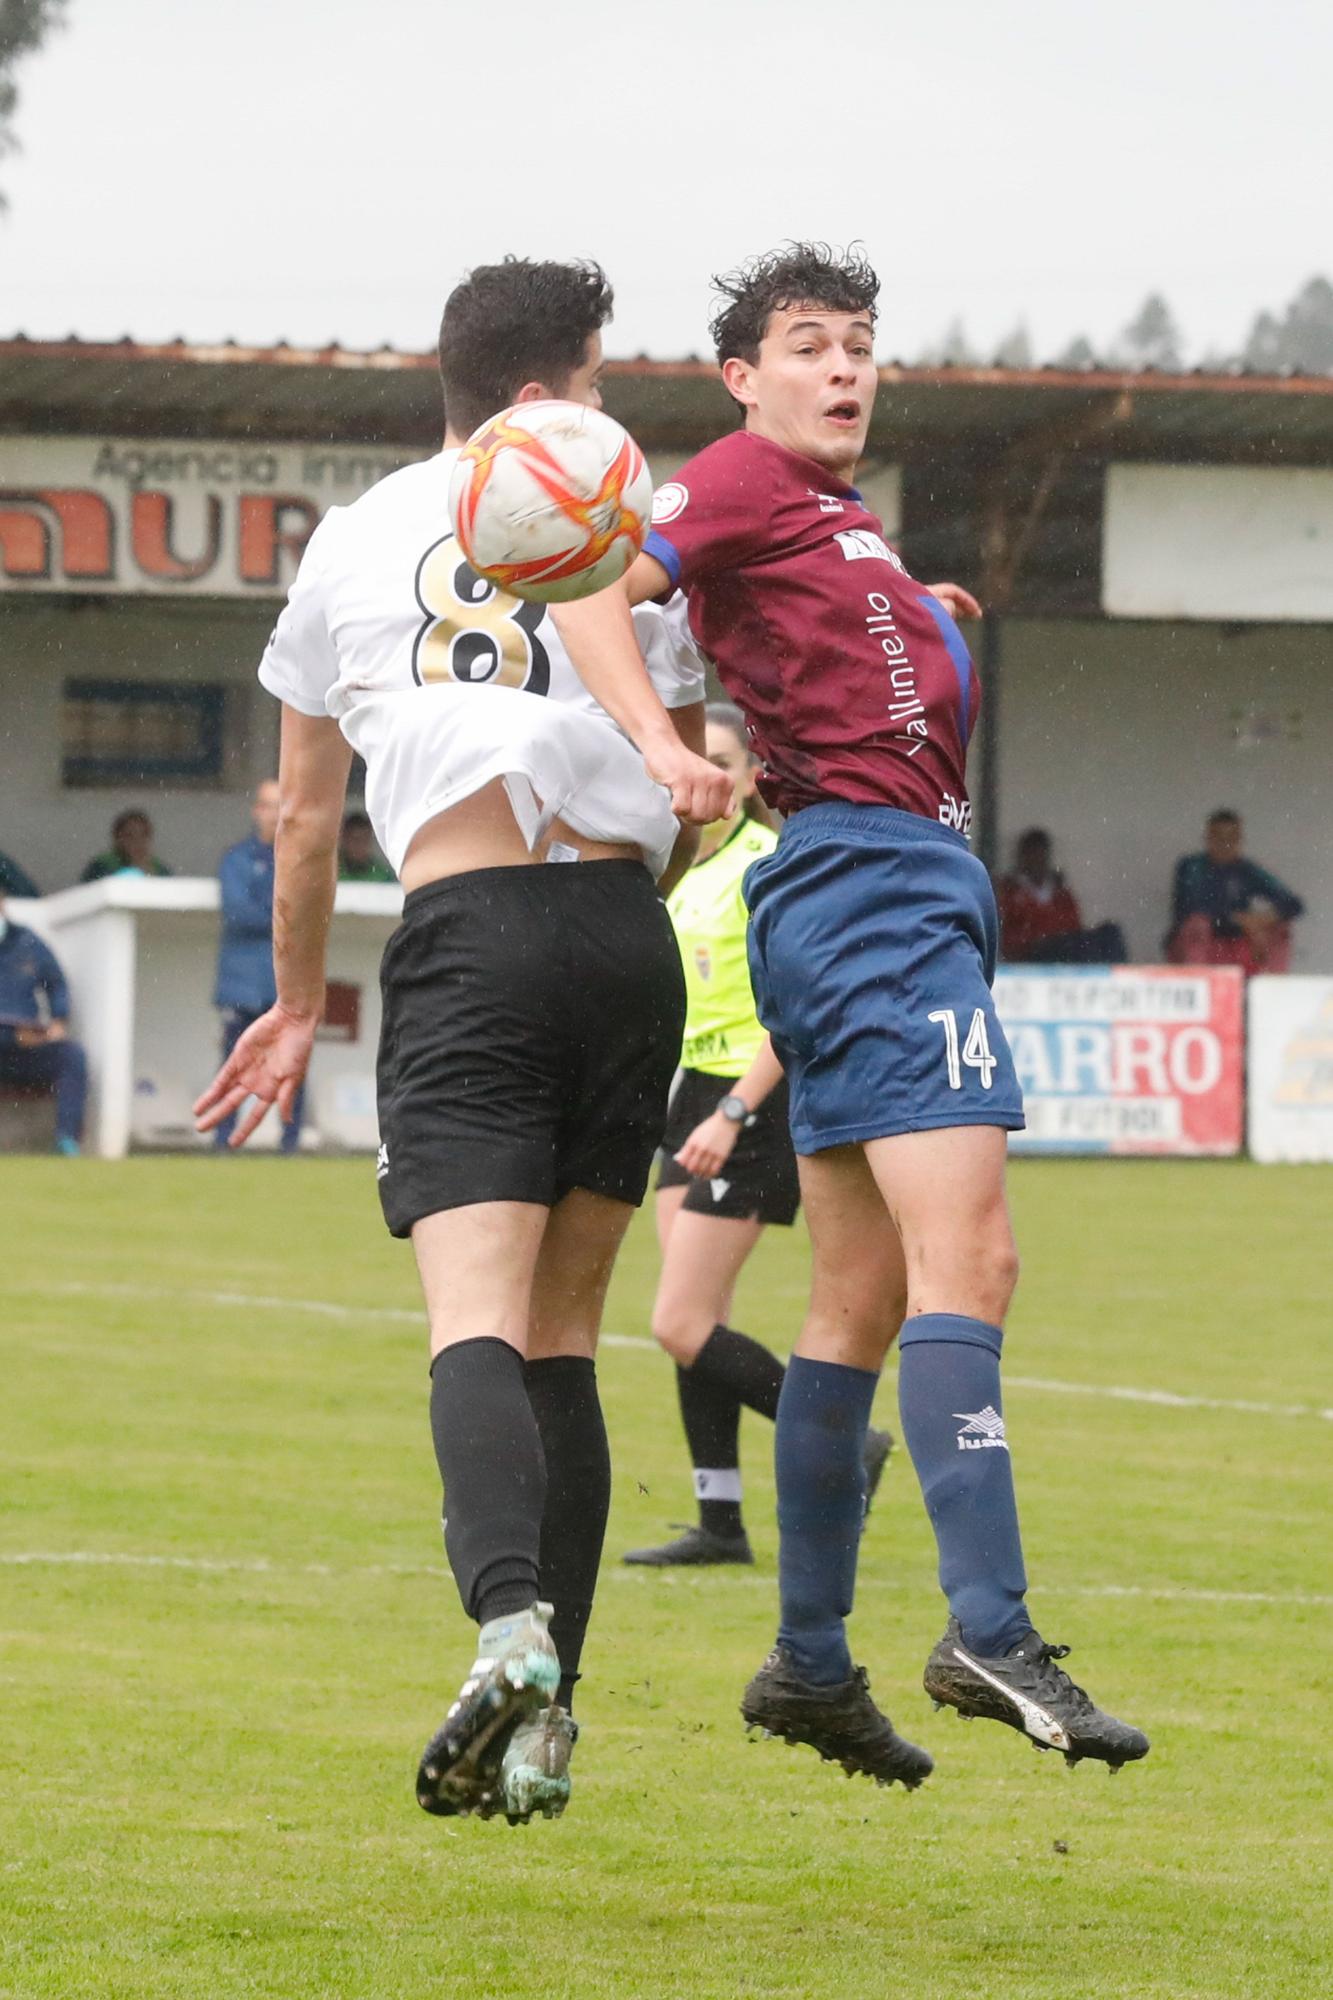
xmin=1247 ymin=976 xmax=1333 ymax=1163
xmin=994 ymin=966 xmax=1244 ymax=1156
xmin=1102 ymin=464 xmax=1333 ymax=622
xmin=0 ymin=434 xmax=427 ymax=598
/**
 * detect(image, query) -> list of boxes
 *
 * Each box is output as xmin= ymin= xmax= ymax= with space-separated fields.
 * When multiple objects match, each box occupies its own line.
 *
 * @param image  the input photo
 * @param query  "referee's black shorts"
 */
xmin=656 ymin=1066 xmax=801 ymax=1227
xmin=375 ymin=861 xmax=685 ymax=1238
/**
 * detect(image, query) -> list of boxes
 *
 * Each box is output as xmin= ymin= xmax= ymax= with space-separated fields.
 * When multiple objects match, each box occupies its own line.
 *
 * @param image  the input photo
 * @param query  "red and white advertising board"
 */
xmin=994 ymin=966 xmax=1244 ymax=1156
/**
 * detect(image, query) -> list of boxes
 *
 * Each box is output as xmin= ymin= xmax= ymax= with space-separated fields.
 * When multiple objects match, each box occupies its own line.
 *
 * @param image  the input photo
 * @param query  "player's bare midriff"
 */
xmin=399 ymin=776 xmax=640 ymax=893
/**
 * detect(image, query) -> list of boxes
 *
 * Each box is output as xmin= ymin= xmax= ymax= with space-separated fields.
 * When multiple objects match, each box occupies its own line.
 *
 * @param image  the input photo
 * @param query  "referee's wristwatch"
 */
xmin=717 ymin=1093 xmax=756 ymax=1129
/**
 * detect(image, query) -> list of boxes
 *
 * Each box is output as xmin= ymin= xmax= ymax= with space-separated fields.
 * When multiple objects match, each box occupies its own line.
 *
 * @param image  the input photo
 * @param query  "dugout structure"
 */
xmin=1 ymin=337 xmax=1331 ymax=972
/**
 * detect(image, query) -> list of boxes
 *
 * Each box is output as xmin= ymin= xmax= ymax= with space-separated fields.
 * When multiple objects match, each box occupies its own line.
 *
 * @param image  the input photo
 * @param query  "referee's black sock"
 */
xmin=693 ymin=1324 xmax=786 ymax=1420
xmin=524 ymin=1355 xmax=611 ymax=1713
xmin=676 ymin=1360 xmax=743 ymax=1535
xmin=430 ymin=1337 xmax=544 ymax=1628
xmin=677 ymin=1326 xmax=782 ymax=1538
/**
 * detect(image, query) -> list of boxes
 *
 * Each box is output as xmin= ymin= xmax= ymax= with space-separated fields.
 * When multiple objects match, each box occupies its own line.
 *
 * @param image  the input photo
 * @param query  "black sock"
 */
xmin=693 ymin=1324 xmax=786 ymax=1420
xmin=676 ymin=1361 xmax=744 ymax=1537
xmin=523 ymin=1356 xmax=611 ymax=1712
xmin=678 ymin=1328 xmax=787 ymax=1537
xmin=430 ymin=1337 xmax=544 ymax=1627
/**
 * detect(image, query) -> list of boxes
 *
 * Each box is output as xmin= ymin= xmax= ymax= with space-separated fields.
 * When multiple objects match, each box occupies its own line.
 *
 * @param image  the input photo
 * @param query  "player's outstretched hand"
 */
xmin=675 ymin=1109 xmax=742 ymax=1182
xmin=647 ymin=737 xmax=734 ymax=826
xmin=925 ymin=580 xmax=983 ymax=620
xmin=193 ymin=1003 xmax=319 ymax=1147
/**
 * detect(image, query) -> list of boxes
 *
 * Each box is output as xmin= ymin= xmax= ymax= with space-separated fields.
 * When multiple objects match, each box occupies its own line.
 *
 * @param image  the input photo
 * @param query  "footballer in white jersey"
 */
xmin=196 ymin=257 xmax=733 ymax=1831
xmin=258 ymin=448 xmax=705 ymax=882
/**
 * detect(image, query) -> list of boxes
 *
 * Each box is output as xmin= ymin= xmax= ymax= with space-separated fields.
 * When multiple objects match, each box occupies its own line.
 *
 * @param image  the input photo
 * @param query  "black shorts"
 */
xmin=656 ymin=1066 xmax=801 ymax=1227
xmin=376 ymin=861 xmax=685 ymax=1238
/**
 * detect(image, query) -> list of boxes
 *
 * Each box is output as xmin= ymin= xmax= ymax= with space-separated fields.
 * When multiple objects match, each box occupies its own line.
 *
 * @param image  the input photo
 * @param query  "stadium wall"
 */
xmin=0 ymin=598 xmax=279 ymax=890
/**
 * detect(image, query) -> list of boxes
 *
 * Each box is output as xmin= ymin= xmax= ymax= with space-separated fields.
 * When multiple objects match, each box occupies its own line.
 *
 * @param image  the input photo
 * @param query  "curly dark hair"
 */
xmin=437 ymin=257 xmax=614 ymax=438
xmin=709 ymin=242 xmax=879 ymax=376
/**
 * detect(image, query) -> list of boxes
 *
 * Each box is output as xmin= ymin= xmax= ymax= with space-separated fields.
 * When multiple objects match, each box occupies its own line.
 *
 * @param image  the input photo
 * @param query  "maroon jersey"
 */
xmin=644 ymin=430 xmax=978 ymax=831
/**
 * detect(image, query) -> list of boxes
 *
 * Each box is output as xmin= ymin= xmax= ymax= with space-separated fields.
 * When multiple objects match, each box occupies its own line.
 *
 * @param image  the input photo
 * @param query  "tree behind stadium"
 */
xmin=0 ymin=0 xmax=69 ymax=213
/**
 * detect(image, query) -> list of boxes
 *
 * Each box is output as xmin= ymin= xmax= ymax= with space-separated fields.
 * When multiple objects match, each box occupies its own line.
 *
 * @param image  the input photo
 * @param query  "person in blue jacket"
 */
xmin=0 ymin=895 xmax=88 ymax=1155
xmin=213 ymin=781 xmax=305 ymax=1152
xmin=1166 ymin=808 xmax=1304 ymax=973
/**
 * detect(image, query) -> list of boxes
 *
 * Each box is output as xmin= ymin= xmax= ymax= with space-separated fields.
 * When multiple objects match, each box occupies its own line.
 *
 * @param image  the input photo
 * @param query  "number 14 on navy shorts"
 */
xmin=743 ymin=803 xmax=1026 ymax=1154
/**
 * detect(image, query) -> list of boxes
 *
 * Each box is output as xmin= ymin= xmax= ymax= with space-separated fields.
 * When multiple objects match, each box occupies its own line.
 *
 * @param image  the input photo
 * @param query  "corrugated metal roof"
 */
xmin=1 ymin=335 xmax=1331 ymax=460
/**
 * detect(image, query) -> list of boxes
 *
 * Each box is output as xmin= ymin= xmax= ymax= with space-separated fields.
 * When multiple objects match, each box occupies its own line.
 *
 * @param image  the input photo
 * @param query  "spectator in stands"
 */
xmin=1166 ymin=809 xmax=1303 ymax=974
xmin=80 ymin=809 xmax=173 ymax=883
xmin=997 ymin=828 xmax=1127 ymax=965
xmin=0 ymin=848 xmax=39 ymax=899
xmin=213 ymin=780 xmax=304 ymax=1153
xmin=337 ymin=809 xmax=395 ymax=884
xmin=0 ymin=895 xmax=88 ymax=1155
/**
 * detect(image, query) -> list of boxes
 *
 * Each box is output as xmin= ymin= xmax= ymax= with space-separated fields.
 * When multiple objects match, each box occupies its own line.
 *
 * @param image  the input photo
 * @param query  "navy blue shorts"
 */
xmin=743 ymin=803 xmax=1025 ymax=1154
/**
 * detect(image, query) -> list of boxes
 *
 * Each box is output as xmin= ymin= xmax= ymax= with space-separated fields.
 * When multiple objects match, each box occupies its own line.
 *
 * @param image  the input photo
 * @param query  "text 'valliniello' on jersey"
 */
xmin=257 ymin=450 xmax=705 ymax=880
xmin=643 ymin=430 xmax=979 ymax=834
xmin=666 ymin=815 xmax=777 ymax=1078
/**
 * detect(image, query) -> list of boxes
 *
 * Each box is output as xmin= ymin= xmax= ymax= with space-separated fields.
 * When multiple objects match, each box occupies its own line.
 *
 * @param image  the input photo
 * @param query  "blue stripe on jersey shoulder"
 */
xmin=918 ymin=590 xmax=976 ymax=744
xmin=643 ymin=530 xmax=682 ymax=586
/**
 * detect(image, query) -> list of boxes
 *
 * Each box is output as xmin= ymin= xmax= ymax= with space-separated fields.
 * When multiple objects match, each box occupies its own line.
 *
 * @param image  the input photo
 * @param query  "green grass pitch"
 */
xmin=1 ymin=1157 xmax=1329 ymax=1999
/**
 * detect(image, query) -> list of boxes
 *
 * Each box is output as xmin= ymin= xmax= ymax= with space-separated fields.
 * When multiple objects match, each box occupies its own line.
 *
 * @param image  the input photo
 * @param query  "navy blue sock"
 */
xmin=896 ymin=1314 xmax=1030 ymax=1657
xmin=775 ymin=1355 xmax=879 ymax=1685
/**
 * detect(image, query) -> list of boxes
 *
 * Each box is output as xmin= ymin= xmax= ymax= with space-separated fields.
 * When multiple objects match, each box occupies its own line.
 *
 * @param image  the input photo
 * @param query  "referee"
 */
xmin=625 ymin=706 xmax=890 ymax=1567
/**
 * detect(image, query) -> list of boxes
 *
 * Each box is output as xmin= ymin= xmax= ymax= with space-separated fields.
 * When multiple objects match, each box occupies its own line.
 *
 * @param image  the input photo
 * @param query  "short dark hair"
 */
xmin=112 ymin=808 xmax=151 ymax=840
xmin=710 ymin=242 xmax=879 ymax=374
xmin=438 ymin=258 xmax=614 ymax=438
xmin=1208 ymin=808 xmax=1241 ymax=827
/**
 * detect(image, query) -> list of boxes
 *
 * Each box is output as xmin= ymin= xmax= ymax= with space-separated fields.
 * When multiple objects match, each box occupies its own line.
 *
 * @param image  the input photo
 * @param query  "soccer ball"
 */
xmin=449 ymin=401 xmax=653 ymax=604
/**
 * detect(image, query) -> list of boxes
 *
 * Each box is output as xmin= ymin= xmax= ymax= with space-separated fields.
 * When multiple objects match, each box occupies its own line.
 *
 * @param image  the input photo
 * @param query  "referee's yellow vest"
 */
xmin=666 ymin=817 xmax=777 ymax=1078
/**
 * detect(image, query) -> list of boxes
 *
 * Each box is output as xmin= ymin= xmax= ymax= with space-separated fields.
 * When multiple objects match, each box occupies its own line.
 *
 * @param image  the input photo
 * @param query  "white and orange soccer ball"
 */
xmin=448 ymin=401 xmax=653 ymax=604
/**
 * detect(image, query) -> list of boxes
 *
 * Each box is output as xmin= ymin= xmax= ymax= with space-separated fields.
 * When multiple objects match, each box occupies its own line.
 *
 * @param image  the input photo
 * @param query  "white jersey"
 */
xmin=257 ymin=450 xmax=705 ymax=878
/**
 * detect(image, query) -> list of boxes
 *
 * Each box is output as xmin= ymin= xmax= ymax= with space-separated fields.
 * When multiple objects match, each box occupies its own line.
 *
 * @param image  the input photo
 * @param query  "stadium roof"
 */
xmin=3 ymin=335 xmax=1333 ymax=463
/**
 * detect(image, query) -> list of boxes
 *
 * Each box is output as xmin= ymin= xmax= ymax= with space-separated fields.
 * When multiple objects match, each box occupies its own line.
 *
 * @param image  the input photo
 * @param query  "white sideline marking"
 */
xmin=2 ymin=1549 xmax=1328 ymax=1610
xmin=1005 ymin=1373 xmax=1330 ymax=1422
xmin=26 ymin=1279 xmax=1333 ymax=1421
xmin=0 ymin=1550 xmax=435 ymax=1579
xmin=34 ymin=1280 xmax=652 ymax=1349
xmin=43 ymin=1278 xmax=422 ymax=1327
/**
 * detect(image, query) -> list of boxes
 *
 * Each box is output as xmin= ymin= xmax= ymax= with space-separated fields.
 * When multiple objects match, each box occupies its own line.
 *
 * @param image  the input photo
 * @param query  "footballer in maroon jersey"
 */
xmin=554 ymin=245 xmax=1149 ymax=1784
xmin=645 ymin=427 xmax=979 ymax=833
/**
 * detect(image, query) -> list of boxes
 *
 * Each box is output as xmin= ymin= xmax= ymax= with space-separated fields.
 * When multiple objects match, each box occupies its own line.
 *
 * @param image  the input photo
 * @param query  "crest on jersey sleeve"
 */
xmin=652 ymin=483 xmax=690 ymax=526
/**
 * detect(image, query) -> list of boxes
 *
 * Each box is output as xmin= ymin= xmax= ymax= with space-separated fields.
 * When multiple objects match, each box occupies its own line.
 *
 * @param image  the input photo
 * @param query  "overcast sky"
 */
xmin=2 ymin=0 xmax=1329 ymax=365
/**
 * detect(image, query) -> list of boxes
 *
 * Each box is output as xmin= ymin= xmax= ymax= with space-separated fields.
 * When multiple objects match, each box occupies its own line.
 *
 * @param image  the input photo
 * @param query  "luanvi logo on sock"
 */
xmin=953 ymin=1406 xmax=1008 ymax=1451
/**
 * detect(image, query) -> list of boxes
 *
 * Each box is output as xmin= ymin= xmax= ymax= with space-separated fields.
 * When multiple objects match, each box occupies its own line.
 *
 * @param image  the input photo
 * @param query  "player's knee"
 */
xmin=650 ymin=1304 xmax=706 ymax=1363
xmin=978 ymin=1234 xmax=1020 ymax=1318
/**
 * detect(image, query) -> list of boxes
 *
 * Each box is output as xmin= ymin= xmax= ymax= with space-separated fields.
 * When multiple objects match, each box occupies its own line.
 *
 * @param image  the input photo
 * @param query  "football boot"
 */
xmin=416 ymin=1601 xmax=560 ymax=1818
xmin=923 ymin=1617 xmax=1150 ymax=1770
xmin=741 ymin=1644 xmax=933 ymax=1790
